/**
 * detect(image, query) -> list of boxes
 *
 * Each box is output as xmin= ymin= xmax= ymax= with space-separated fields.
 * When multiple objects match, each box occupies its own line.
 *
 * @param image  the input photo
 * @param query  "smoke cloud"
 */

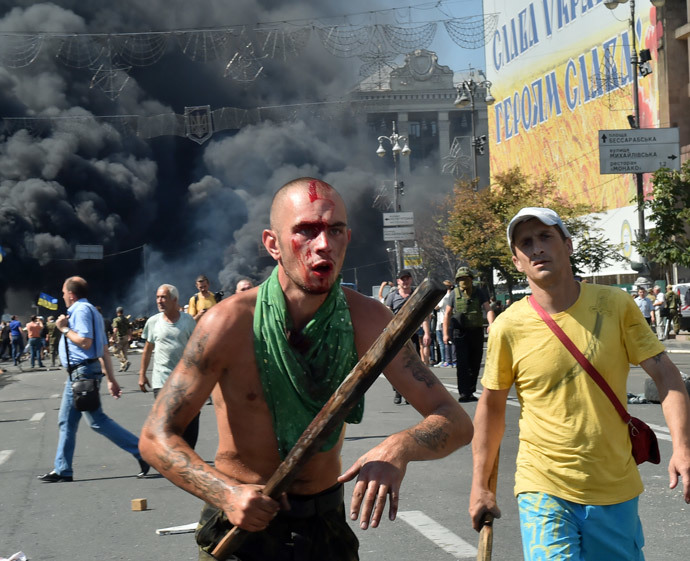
xmin=0 ymin=0 xmax=457 ymax=320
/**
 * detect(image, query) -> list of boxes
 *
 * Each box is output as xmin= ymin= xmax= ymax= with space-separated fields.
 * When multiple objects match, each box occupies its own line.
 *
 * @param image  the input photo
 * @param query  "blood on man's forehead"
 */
xmin=307 ymin=179 xmax=334 ymax=204
xmin=271 ymin=180 xmax=345 ymax=228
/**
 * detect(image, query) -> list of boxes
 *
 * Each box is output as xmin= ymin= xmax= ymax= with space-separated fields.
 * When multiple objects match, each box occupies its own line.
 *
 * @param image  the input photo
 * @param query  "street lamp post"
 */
xmin=604 ymin=0 xmax=664 ymax=287
xmin=454 ymin=75 xmax=495 ymax=185
xmin=376 ymin=121 xmax=411 ymax=273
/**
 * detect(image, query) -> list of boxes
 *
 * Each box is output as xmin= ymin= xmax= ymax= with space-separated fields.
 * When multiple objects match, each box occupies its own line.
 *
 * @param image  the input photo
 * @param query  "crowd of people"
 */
xmin=379 ymin=266 xmax=505 ymax=404
xmin=634 ymin=283 xmax=687 ymax=341
xmin=1 ymin=274 xmax=255 ymax=370
xmin=0 ymin=315 xmax=62 ymax=368
xmin=3 ymin=179 xmax=690 ymax=561
xmin=32 ymin=273 xmax=257 ymax=484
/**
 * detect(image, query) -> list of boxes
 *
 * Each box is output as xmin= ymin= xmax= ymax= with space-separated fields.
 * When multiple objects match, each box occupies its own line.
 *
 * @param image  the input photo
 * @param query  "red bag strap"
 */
xmin=528 ymin=296 xmax=631 ymax=423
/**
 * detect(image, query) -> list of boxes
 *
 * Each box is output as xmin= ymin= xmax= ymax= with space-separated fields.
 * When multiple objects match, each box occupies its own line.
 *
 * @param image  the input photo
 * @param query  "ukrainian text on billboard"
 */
xmin=484 ymin=0 xmax=661 ymax=209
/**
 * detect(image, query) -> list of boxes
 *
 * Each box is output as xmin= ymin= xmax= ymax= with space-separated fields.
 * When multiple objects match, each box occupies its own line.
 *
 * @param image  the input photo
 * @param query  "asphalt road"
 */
xmin=1 ymin=341 xmax=690 ymax=561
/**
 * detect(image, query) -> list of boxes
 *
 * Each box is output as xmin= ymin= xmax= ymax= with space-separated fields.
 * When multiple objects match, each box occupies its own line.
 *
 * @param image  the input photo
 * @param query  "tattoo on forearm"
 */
xmin=410 ymin=423 xmax=449 ymax=452
xmin=652 ymin=352 xmax=666 ymax=364
xmin=147 ymin=362 xmax=234 ymax=510
xmin=155 ymin=445 xmax=232 ymax=509
xmin=401 ymin=345 xmax=437 ymax=388
xmin=151 ymin=384 xmax=233 ymax=509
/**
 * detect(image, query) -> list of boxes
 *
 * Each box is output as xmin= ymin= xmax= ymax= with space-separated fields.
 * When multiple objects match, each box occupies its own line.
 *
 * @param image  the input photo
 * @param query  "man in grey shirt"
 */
xmin=138 ymin=283 xmax=198 ymax=447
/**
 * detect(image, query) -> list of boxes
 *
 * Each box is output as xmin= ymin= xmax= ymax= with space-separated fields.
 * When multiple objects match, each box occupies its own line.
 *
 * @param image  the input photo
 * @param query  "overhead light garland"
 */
xmin=0 ymin=13 xmax=498 ymax=98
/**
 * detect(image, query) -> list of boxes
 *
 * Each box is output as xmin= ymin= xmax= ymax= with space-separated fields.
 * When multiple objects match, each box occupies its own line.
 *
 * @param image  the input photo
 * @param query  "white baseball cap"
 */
xmin=507 ymin=207 xmax=571 ymax=246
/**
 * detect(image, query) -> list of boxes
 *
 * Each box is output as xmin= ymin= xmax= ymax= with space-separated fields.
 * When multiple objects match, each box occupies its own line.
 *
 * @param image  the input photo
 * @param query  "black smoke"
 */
xmin=0 ymin=0 xmax=456 ymax=320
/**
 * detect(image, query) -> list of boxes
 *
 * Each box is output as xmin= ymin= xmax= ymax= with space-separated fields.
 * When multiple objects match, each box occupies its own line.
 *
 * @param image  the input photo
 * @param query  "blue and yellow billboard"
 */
xmin=483 ymin=0 xmax=663 ymax=210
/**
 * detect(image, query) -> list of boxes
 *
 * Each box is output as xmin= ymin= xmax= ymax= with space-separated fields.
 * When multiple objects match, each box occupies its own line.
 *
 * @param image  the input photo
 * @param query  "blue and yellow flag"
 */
xmin=38 ymin=292 xmax=59 ymax=310
xmin=0 ymin=246 xmax=5 ymax=263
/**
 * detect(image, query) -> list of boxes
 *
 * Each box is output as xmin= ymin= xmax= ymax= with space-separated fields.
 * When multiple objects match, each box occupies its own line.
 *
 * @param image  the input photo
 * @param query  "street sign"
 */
xmin=403 ymin=247 xmax=422 ymax=268
xmin=599 ymin=128 xmax=680 ymax=174
xmin=383 ymin=226 xmax=415 ymax=241
xmin=383 ymin=212 xmax=414 ymax=227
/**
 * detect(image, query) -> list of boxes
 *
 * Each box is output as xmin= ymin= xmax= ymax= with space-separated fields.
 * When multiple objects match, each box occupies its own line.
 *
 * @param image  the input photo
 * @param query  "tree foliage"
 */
xmin=415 ymin=204 xmax=464 ymax=281
xmin=635 ymin=161 xmax=690 ymax=270
xmin=443 ymin=167 xmax=627 ymax=295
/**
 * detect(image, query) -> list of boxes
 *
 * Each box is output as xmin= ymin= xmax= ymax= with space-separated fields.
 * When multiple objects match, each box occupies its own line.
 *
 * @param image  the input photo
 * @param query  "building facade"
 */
xmin=482 ymin=0 xmax=690 ymax=284
xmin=351 ymin=49 xmax=493 ymax=188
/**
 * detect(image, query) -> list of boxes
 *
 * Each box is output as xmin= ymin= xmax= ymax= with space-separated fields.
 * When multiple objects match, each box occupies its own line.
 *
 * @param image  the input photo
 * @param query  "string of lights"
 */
xmin=0 ymin=12 xmax=498 ymax=98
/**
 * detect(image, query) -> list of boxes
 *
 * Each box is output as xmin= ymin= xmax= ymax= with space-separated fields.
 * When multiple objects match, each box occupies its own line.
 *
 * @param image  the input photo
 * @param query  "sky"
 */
xmin=330 ymin=0 xmax=487 ymax=73
xmin=0 ymin=0 xmax=488 ymax=318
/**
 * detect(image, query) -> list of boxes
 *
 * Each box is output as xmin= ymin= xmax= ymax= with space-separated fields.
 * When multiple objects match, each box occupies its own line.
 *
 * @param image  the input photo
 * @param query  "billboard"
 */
xmin=483 ymin=0 xmax=663 ymax=210
xmin=574 ymin=204 xmax=654 ymax=277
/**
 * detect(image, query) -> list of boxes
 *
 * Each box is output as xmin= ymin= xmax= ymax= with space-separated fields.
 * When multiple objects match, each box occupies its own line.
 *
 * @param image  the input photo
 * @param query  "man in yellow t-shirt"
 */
xmin=469 ymin=207 xmax=690 ymax=561
xmin=188 ymin=274 xmax=218 ymax=322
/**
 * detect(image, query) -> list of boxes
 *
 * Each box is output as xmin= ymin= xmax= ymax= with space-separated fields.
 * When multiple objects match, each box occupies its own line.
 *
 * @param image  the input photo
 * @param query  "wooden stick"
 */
xmin=211 ymin=277 xmax=445 ymax=560
xmin=477 ymin=449 xmax=500 ymax=561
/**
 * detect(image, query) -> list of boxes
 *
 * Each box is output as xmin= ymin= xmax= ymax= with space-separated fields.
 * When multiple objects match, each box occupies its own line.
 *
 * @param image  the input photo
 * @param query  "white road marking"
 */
xmin=0 ymin=450 xmax=13 ymax=465
xmin=30 ymin=412 xmax=45 ymax=422
xmin=156 ymin=522 xmax=197 ymax=535
xmin=647 ymin=423 xmax=672 ymax=441
xmin=50 ymin=394 xmax=61 ymax=398
xmin=442 ymin=384 xmax=521 ymax=407
xmin=398 ymin=511 xmax=477 ymax=558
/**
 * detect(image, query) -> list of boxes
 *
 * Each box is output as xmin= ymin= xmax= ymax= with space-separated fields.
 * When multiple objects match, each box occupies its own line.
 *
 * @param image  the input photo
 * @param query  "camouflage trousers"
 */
xmin=669 ymin=309 xmax=681 ymax=334
xmin=196 ymin=483 xmax=359 ymax=561
xmin=114 ymin=336 xmax=128 ymax=367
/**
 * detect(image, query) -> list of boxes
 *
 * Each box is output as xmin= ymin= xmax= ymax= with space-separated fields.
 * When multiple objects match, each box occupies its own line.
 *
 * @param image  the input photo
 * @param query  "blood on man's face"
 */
xmin=277 ymin=181 xmax=350 ymax=294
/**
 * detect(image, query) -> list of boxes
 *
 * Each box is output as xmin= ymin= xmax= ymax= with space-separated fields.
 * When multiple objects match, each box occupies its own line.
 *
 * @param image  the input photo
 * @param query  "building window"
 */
xmin=408 ymin=112 xmax=439 ymax=171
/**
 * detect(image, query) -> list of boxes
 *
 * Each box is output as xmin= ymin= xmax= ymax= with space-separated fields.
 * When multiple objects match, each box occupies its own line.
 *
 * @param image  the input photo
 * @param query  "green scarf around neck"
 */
xmin=254 ymin=267 xmax=363 ymax=459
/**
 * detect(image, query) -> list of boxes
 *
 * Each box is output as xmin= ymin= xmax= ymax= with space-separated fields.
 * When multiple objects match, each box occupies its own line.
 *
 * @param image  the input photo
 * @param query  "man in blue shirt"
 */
xmin=9 ymin=315 xmax=23 ymax=366
xmin=634 ymin=287 xmax=653 ymax=326
xmin=37 ymin=276 xmax=149 ymax=483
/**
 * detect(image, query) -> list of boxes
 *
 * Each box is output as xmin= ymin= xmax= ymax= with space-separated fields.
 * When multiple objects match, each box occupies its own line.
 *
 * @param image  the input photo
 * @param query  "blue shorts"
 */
xmin=517 ymin=492 xmax=645 ymax=561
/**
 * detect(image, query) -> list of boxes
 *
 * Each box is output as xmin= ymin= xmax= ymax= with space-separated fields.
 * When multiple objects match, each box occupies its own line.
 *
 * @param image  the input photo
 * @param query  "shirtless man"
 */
xmin=140 ymin=177 xmax=473 ymax=560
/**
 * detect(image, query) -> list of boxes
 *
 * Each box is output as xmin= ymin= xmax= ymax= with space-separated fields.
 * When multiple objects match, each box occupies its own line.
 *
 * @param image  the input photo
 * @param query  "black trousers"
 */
xmin=453 ymin=327 xmax=485 ymax=397
xmin=196 ymin=484 xmax=359 ymax=561
xmin=0 ymin=338 xmax=10 ymax=358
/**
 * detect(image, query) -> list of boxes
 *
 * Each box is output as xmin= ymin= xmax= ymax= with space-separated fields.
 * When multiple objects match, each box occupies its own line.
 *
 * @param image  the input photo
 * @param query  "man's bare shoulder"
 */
xmin=178 ymin=288 xmax=260 ymax=381
xmin=343 ymin=288 xmax=392 ymax=322
xmin=193 ymin=289 xmax=258 ymax=347
xmin=343 ymin=288 xmax=394 ymax=351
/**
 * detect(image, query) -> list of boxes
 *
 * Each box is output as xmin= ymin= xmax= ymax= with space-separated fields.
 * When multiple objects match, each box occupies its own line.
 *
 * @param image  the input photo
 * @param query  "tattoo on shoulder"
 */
xmin=182 ymin=332 xmax=209 ymax=371
xmin=401 ymin=344 xmax=437 ymax=388
xmin=410 ymin=424 xmax=449 ymax=452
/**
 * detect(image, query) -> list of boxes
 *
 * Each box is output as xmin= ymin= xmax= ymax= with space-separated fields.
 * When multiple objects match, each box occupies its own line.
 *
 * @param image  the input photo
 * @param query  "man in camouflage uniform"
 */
xmin=666 ymin=285 xmax=681 ymax=336
xmin=443 ymin=267 xmax=495 ymax=402
xmin=112 ymin=306 xmax=131 ymax=372
xmin=45 ymin=316 xmax=61 ymax=367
